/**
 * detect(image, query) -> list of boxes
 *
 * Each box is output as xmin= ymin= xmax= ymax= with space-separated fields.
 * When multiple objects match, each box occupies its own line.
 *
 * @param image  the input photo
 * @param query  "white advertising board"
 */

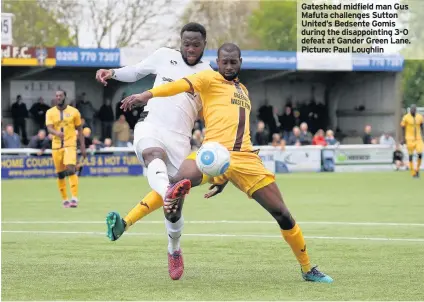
xmin=10 ymin=81 xmax=76 ymax=107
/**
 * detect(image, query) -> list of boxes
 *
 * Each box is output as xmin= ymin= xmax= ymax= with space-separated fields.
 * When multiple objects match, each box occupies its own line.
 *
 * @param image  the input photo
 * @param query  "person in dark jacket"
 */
xmin=11 ymin=95 xmax=28 ymax=144
xmin=254 ymin=121 xmax=269 ymax=146
xmin=98 ymin=98 xmax=115 ymax=140
xmin=29 ymin=97 xmax=50 ymax=132
xmin=28 ymin=129 xmax=48 ymax=149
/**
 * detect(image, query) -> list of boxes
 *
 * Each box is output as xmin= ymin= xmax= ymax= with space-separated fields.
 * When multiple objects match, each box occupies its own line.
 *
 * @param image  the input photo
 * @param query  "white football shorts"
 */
xmin=133 ymin=121 xmax=191 ymax=177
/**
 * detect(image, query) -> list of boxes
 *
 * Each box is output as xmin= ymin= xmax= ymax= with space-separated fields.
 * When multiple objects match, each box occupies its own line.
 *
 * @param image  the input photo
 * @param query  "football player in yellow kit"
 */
xmin=121 ymin=43 xmax=333 ymax=283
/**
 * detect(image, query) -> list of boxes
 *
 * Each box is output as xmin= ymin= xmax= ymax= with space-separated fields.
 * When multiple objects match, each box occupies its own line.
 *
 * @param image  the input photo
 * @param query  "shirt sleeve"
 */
xmin=45 ymin=110 xmax=53 ymax=126
xmin=74 ymin=110 xmax=82 ymax=128
xmin=182 ymin=70 xmax=213 ymax=94
xmin=148 ymin=70 xmax=213 ymax=98
xmin=112 ymin=48 xmax=164 ymax=82
xmin=400 ymin=115 xmax=407 ymax=127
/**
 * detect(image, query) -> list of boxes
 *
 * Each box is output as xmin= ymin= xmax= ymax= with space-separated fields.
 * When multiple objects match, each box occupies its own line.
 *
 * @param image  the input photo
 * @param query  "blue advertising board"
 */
xmin=56 ymin=47 xmax=120 ymax=67
xmin=1 ymin=154 xmax=143 ymax=179
xmin=203 ymin=50 xmax=297 ymax=70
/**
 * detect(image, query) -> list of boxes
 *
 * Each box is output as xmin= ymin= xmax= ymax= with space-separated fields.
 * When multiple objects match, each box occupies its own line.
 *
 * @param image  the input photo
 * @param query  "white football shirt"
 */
xmin=112 ymin=47 xmax=212 ymax=137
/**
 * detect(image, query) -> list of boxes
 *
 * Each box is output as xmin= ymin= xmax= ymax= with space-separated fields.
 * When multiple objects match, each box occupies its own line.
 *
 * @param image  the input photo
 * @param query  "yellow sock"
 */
xmin=57 ymin=178 xmax=68 ymax=201
xmin=281 ymin=224 xmax=312 ymax=273
xmin=409 ymin=161 xmax=415 ymax=175
xmin=68 ymin=174 xmax=79 ymax=199
xmin=124 ymin=190 xmax=163 ymax=229
xmin=416 ymin=158 xmax=422 ymax=172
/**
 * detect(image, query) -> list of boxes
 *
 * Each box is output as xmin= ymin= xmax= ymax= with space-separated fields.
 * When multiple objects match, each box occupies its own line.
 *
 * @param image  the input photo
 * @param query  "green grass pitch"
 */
xmin=1 ymin=172 xmax=424 ymax=300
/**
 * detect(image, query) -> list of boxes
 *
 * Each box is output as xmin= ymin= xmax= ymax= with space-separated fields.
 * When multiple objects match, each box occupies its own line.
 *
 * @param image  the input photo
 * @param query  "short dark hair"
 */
xmin=57 ymin=89 xmax=67 ymax=97
xmin=217 ymin=43 xmax=241 ymax=58
xmin=180 ymin=22 xmax=207 ymax=39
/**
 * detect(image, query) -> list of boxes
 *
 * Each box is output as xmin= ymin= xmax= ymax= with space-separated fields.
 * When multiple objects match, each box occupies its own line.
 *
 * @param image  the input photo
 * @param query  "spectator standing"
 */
xmin=254 ymin=121 xmax=269 ymax=146
xmin=3 ymin=125 xmax=21 ymax=148
xmin=299 ymin=122 xmax=313 ymax=145
xmin=312 ymin=129 xmax=327 ymax=146
xmin=379 ymin=132 xmax=396 ymax=148
xmin=29 ymin=97 xmax=50 ymax=132
xmin=113 ymin=115 xmax=131 ymax=147
xmin=363 ymin=125 xmax=373 ymax=144
xmin=257 ymin=99 xmax=276 ymax=140
xmin=11 ymin=95 xmax=28 ymax=144
xmin=98 ymin=98 xmax=115 ymax=140
xmin=279 ymin=105 xmax=296 ymax=141
xmin=77 ymin=93 xmax=96 ymax=131
xmin=325 ymin=130 xmax=338 ymax=145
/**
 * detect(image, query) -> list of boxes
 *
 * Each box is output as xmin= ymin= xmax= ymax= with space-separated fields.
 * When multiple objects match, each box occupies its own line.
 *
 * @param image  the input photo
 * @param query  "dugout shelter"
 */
xmin=1 ymin=46 xmax=404 ymax=141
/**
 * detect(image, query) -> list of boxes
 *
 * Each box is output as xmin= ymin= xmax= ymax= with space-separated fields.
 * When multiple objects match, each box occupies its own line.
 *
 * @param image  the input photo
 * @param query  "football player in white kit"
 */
xmin=95 ymin=23 xmax=222 ymax=280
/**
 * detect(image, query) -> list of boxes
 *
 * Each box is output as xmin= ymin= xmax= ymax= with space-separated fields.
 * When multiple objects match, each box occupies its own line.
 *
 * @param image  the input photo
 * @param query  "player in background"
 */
xmin=96 ymin=23 xmax=224 ymax=277
xmin=46 ymin=90 xmax=86 ymax=208
xmin=121 ymin=43 xmax=333 ymax=283
xmin=401 ymin=104 xmax=423 ymax=178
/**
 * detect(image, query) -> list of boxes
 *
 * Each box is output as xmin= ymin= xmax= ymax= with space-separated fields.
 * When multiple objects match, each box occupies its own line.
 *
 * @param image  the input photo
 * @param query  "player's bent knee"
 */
xmin=57 ymin=171 xmax=67 ymax=179
xmin=409 ymin=155 xmax=414 ymax=162
xmin=272 ymin=207 xmax=295 ymax=230
xmin=66 ymin=165 xmax=76 ymax=175
xmin=141 ymin=147 xmax=166 ymax=166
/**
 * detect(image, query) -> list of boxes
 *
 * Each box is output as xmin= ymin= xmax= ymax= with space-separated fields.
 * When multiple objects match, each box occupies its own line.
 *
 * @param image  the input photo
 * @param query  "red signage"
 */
xmin=1 ymin=45 xmax=56 ymax=66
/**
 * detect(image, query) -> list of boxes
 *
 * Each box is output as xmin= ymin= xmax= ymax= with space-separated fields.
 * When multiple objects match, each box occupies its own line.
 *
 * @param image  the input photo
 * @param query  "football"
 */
xmin=196 ymin=142 xmax=231 ymax=177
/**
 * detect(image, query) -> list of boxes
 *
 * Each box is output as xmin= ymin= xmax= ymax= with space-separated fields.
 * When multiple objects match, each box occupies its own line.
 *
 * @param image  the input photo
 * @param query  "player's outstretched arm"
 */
xmin=120 ymin=79 xmax=192 ymax=111
xmin=96 ymin=48 xmax=163 ymax=85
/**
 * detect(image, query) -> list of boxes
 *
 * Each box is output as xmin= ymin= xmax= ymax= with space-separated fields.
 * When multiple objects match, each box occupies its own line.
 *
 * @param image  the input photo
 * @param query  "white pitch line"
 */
xmin=2 ymin=220 xmax=424 ymax=227
xmin=2 ymin=230 xmax=424 ymax=242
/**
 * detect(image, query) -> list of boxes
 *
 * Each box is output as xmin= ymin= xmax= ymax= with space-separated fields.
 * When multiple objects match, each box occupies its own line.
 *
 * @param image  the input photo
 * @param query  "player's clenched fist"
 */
xmin=95 ymin=69 xmax=113 ymax=86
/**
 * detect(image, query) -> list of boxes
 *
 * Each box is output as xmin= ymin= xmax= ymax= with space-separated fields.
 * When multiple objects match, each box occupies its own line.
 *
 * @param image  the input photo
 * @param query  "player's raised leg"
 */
xmin=106 ymin=140 xmax=170 ymax=240
xmin=106 ymin=190 xmax=163 ymax=241
xmin=251 ymin=181 xmax=333 ymax=283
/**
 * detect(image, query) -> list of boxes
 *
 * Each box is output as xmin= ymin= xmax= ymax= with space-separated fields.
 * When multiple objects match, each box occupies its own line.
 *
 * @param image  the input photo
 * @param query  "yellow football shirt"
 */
xmin=150 ymin=69 xmax=253 ymax=152
xmin=401 ymin=113 xmax=423 ymax=142
xmin=46 ymin=105 xmax=82 ymax=149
